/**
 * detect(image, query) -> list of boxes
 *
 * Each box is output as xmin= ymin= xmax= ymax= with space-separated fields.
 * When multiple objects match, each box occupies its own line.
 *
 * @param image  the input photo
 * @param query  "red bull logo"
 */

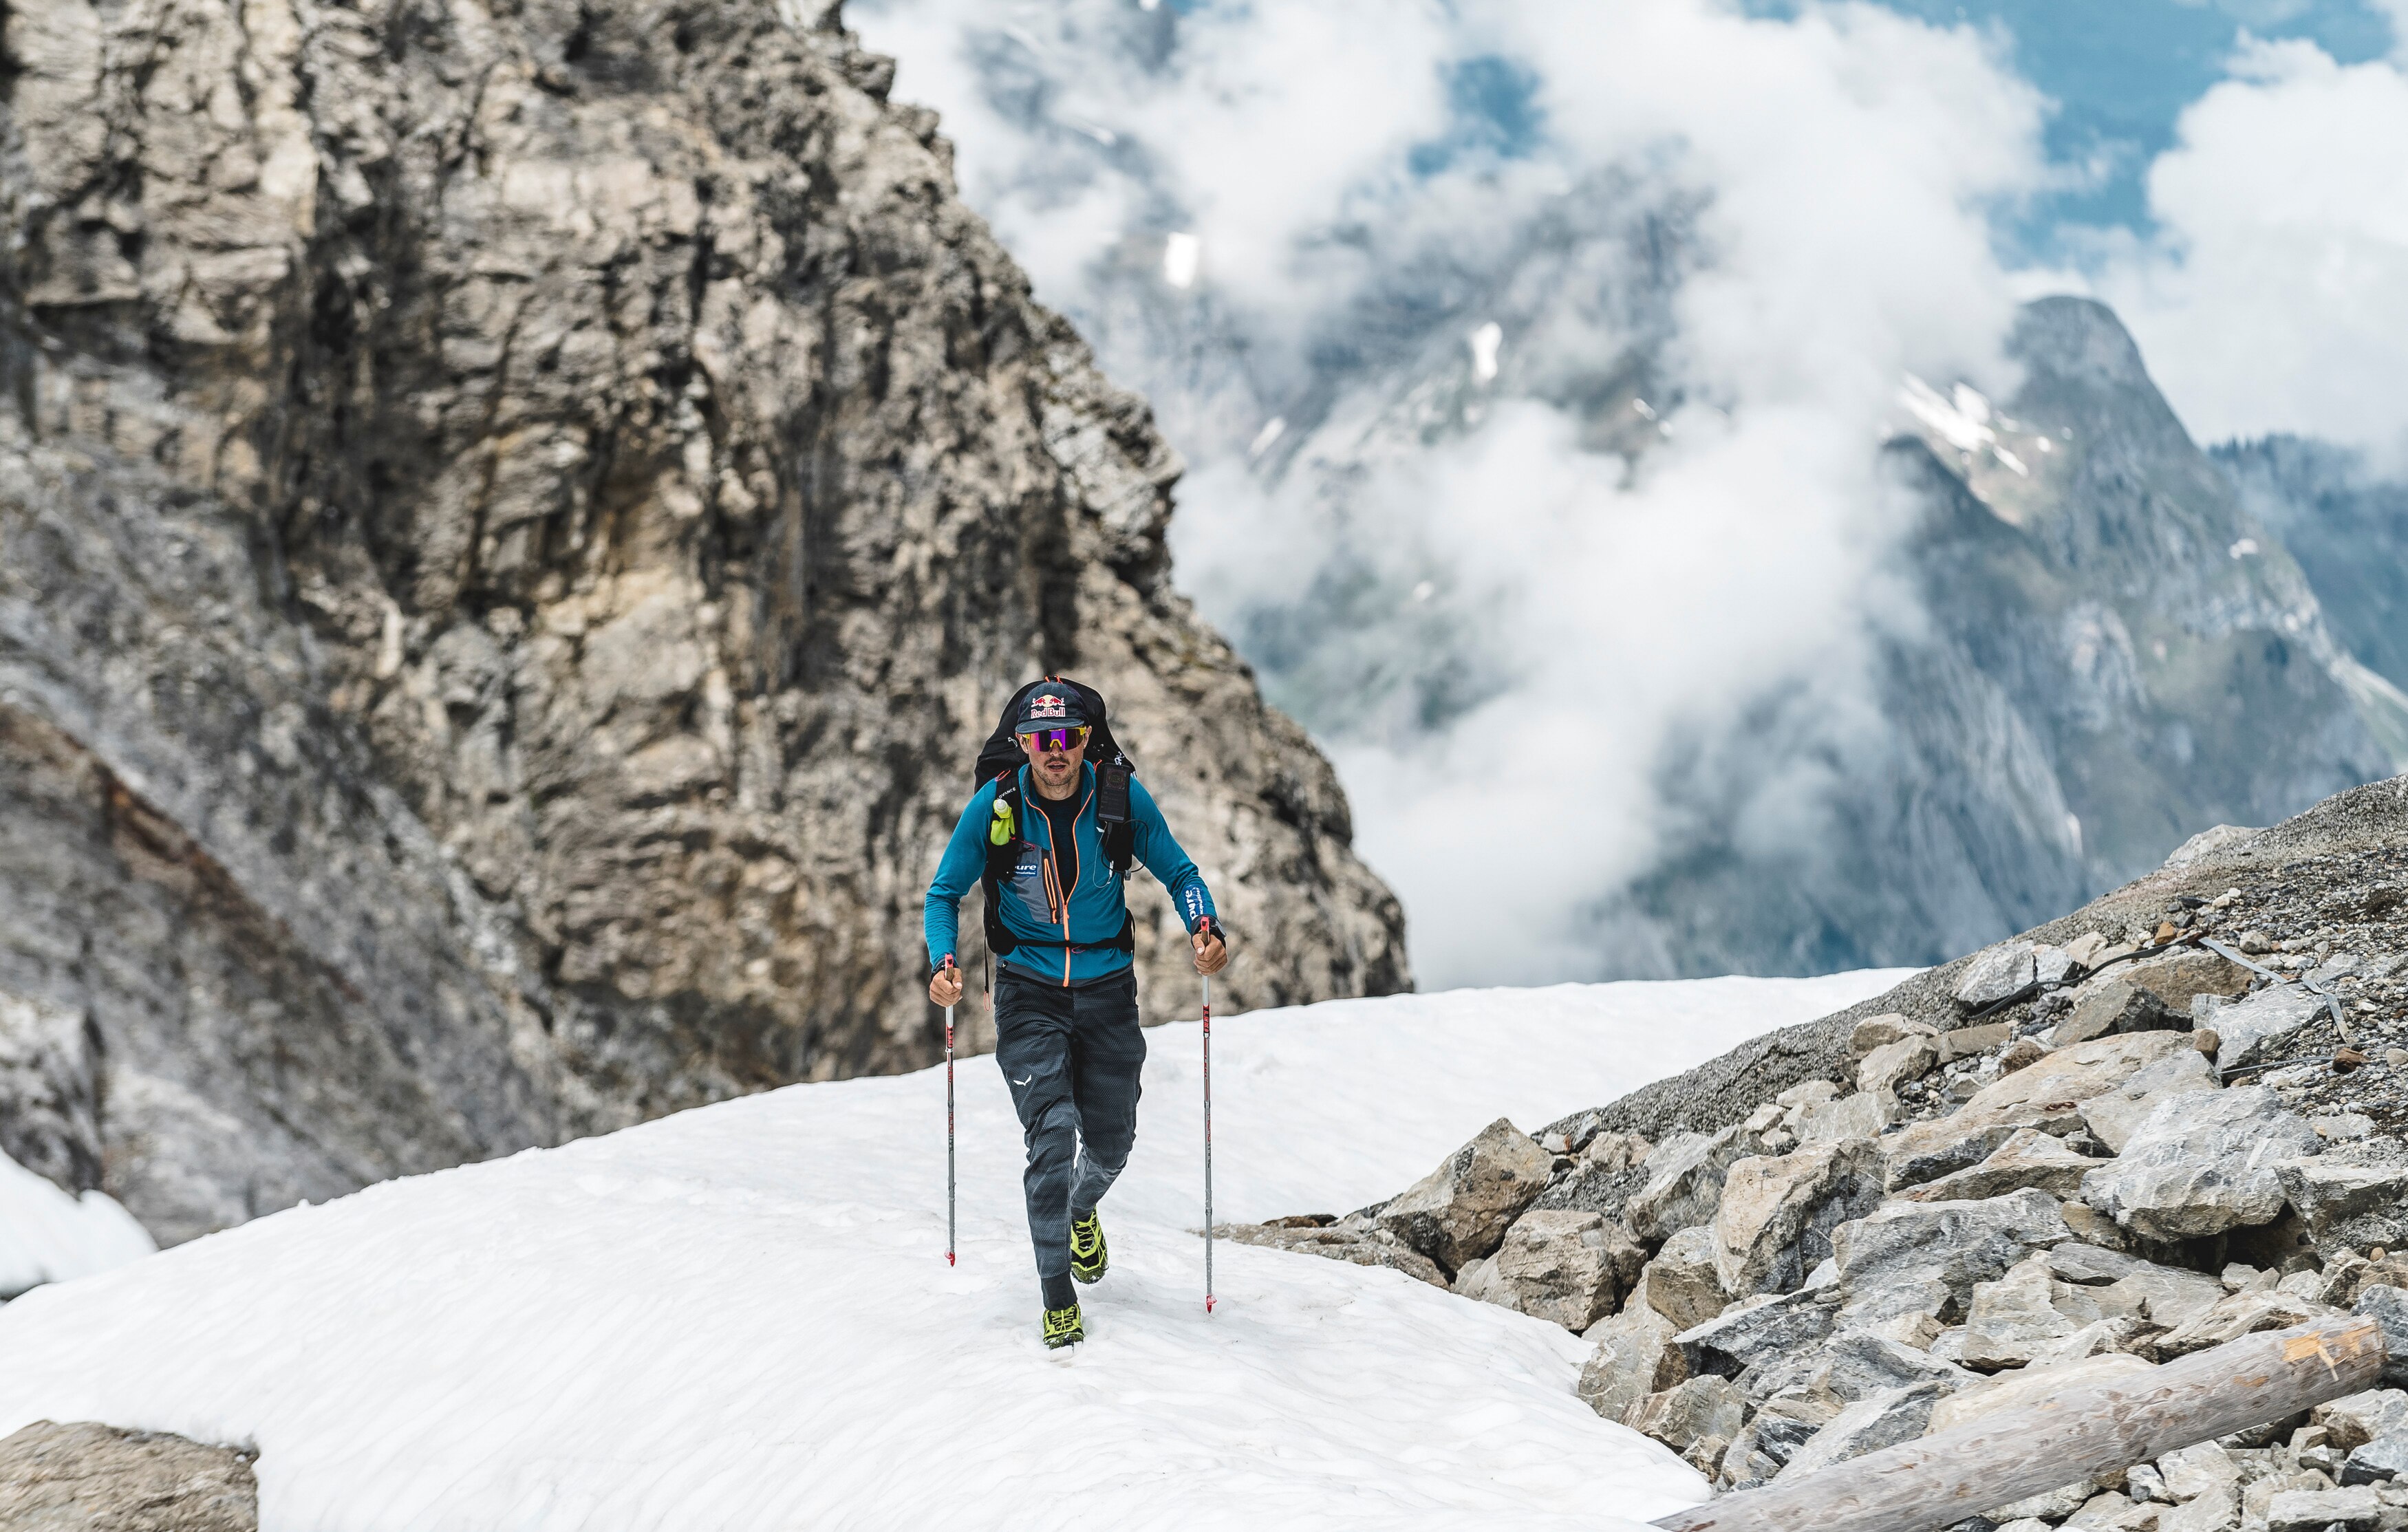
xmin=1029 ymin=693 xmax=1068 ymax=720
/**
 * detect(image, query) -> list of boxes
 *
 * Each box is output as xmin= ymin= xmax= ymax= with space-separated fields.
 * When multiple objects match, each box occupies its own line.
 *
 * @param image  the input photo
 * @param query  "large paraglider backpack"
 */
xmin=971 ymin=676 xmax=1138 ymax=957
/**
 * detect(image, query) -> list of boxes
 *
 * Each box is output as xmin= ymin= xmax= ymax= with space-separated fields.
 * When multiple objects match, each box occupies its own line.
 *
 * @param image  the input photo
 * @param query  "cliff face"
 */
xmin=0 ymin=0 xmax=1407 ymax=1244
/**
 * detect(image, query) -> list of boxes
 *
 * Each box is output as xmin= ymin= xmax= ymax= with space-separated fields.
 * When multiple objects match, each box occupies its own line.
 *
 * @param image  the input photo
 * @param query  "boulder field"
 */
xmin=1235 ymin=776 xmax=2408 ymax=1526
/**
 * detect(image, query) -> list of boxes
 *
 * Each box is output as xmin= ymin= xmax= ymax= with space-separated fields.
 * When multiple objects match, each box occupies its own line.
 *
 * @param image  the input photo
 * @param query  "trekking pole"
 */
xmin=1199 ymin=918 xmax=1217 ymax=1314
xmin=941 ymin=956 xmax=958 ymax=1267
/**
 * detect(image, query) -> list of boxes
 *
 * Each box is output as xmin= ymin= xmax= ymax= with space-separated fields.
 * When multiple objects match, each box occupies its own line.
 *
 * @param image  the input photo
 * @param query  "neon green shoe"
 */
xmin=1069 ymin=1211 xmax=1109 ymax=1284
xmin=1042 ymin=1303 xmax=1085 ymax=1349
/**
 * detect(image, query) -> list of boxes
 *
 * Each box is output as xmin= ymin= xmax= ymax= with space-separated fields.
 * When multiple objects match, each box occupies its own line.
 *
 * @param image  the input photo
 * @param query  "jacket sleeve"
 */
xmin=925 ymin=781 xmax=997 ymax=970
xmin=1128 ymin=777 xmax=1218 ymax=934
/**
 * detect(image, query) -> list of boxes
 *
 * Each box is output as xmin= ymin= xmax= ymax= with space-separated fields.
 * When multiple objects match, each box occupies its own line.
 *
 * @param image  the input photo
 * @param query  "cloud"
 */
xmin=2082 ymin=29 xmax=2408 ymax=464
xmin=852 ymin=0 xmax=2052 ymax=986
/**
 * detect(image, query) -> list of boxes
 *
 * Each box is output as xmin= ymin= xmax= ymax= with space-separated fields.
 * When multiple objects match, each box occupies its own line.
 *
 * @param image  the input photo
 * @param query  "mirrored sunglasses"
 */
xmin=1017 ymin=725 xmax=1089 ymax=753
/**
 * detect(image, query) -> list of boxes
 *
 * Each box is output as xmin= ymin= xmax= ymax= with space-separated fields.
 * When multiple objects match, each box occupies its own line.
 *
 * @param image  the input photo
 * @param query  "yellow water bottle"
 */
xmin=989 ymin=797 xmax=1015 ymax=845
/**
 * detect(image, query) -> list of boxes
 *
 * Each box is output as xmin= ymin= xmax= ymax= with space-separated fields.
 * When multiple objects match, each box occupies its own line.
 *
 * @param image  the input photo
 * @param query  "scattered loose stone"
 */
xmin=1885 ymin=1032 xmax=2201 ymax=1191
xmin=1773 ymin=1381 xmax=1945 ymax=1480
xmin=1850 ymin=1013 xmax=1937 ymax=1059
xmin=1676 ymin=1288 xmax=1841 ymax=1379
xmin=1623 ymin=1375 xmax=1745 ymax=1476
xmin=1633 ymin=1225 xmax=1732 ymax=1333
xmin=1375 ymin=1117 xmax=1556 ymax=1273
xmin=1831 ymin=1188 xmax=2072 ymax=1326
xmin=1713 ymin=1139 xmax=1884 ymax=1297
xmin=1457 ymin=1209 xmax=1645 ymax=1330
xmin=1626 ymin=1125 xmax=1761 ymax=1243
xmin=1578 ymin=1302 xmax=1688 ymax=1423
xmin=2158 ymin=1439 xmax=2244 ymax=1500
xmin=2081 ymin=1086 xmax=2323 ymax=1240
xmin=1900 ymin=1128 xmax=2103 ymax=1202
xmin=2262 ymin=1484 xmax=2381 ymax=1532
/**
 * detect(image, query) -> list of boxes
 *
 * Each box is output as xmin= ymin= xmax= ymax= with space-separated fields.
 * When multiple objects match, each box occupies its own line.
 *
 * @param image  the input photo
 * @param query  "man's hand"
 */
xmin=1192 ymin=921 xmax=1229 ymax=977
xmin=929 ymin=959 xmax=964 ymax=1007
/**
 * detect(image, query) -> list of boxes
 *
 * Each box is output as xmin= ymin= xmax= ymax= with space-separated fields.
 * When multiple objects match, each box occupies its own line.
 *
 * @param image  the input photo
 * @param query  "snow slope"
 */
xmin=0 ymin=1148 xmax=154 ymax=1298
xmin=0 ymin=971 xmax=1906 ymax=1531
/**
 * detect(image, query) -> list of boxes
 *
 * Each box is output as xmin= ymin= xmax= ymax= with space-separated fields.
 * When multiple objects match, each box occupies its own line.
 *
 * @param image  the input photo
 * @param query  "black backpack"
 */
xmin=972 ymin=676 xmax=1139 ymax=958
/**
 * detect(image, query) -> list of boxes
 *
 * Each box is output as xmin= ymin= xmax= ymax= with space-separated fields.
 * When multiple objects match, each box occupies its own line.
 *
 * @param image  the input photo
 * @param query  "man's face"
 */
xmin=1021 ymin=728 xmax=1088 ymax=791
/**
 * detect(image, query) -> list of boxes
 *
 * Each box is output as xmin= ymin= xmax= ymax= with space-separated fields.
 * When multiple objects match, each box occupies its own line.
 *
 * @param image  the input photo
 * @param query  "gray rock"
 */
xmin=2149 ymin=1288 xmax=2332 ymax=1359
xmin=2046 ymin=1242 xmax=2149 ymax=1285
xmin=1713 ymin=1139 xmax=1885 ymax=1298
xmin=2355 ymin=1286 xmax=2408 ymax=1388
xmin=1831 ymin=1188 xmax=2073 ymax=1325
xmin=1623 ymin=1375 xmax=1747 ymax=1474
xmin=1963 ymin=1255 xmax=2084 ymax=1370
xmin=1742 ymin=1327 xmax=1977 ymax=1414
xmin=2082 ymin=1086 xmax=2323 ymax=1240
xmin=2212 ymin=985 xmax=2329 ymax=1072
xmin=1722 ymin=1405 xmax=1829 ymax=1485
xmin=2114 ymin=949 xmax=2255 ymax=1013
xmin=2050 ymin=980 xmax=2185 ymax=1050
xmin=2078 ymin=1046 xmax=2220 ymax=1152
xmin=1377 ymin=1119 xmax=1556 ymax=1273
xmin=0 ymin=1421 xmax=256 ymax=1531
xmin=2341 ymin=1434 xmax=2408 ymax=1485
xmin=1637 ymin=1226 xmax=1732 ymax=1333
xmin=1860 ymin=1035 xmax=1939 ymax=1099
xmin=2275 ymin=1160 xmax=2408 ymax=1244
xmin=1958 ymin=942 xmax=2043 ymax=1008
xmin=1677 ymin=1288 xmax=1841 ymax=1379
xmin=2064 ymin=1489 xmax=2136 ymax=1528
xmin=1851 ymin=1013 xmax=1936 ymax=1059
xmin=2158 ymin=1440 xmax=2244 ymax=1500
xmin=2314 ymin=1389 xmax=2408 ymax=1452
xmin=2264 ymin=1485 xmax=2382 ymax=1531
xmin=2030 ymin=1315 xmax=2162 ymax=1366
xmin=1774 ymin=1381 xmax=1945 ymax=1480
xmin=2160 ymin=1484 xmax=2240 ymax=1532
xmin=1796 ymin=1092 xmax=1895 ymax=1145
xmin=1939 ymin=1021 xmax=2017 ymax=1063
xmin=1223 ymin=1220 xmax=1448 ymax=1287
xmin=1626 ymin=1125 xmax=1761 ymax=1242
xmin=1459 ymin=1209 xmax=1646 ymax=1330
xmin=2095 ymin=1261 xmax=2229 ymax=1328
xmin=1900 ymin=1128 xmax=2100 ymax=1203
xmin=1885 ymin=1033 xmax=2202 ymax=1191
xmin=1988 ymin=1478 xmax=2103 ymax=1522
xmin=1578 ymin=1303 xmax=1689 ymax=1422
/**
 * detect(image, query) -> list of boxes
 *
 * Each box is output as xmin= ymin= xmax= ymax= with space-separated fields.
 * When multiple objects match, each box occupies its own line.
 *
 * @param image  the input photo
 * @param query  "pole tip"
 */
xmin=947 ymin=1251 xmax=956 ymax=1266
xmin=1205 ymin=1295 xmax=1216 ymax=1313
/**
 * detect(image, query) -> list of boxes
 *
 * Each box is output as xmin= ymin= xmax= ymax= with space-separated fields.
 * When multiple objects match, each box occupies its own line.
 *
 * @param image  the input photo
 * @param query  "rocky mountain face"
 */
xmin=0 ymin=0 xmax=1406 ymax=1245
xmin=2217 ymin=437 xmax=2408 ymax=709
xmin=1238 ymin=773 xmax=2408 ymax=1515
xmin=1602 ymin=299 xmax=2406 ymax=978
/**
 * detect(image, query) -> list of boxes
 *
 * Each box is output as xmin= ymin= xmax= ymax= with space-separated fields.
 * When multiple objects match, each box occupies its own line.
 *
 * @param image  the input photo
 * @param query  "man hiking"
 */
xmin=925 ymin=679 xmax=1229 ymax=1348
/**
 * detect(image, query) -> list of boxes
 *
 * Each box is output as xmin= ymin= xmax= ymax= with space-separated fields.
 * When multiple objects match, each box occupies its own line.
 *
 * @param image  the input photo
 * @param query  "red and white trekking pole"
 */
xmin=941 ymin=956 xmax=958 ymax=1267
xmin=1199 ymin=918 xmax=1217 ymax=1314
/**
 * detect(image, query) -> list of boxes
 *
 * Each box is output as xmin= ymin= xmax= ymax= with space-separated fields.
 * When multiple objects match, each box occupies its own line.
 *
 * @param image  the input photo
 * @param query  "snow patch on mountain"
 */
xmin=0 ymin=970 xmax=1904 ymax=1530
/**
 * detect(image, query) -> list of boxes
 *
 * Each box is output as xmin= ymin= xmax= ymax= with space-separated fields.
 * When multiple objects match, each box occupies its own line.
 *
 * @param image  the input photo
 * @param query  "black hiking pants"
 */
xmin=992 ymin=966 xmax=1145 ymax=1304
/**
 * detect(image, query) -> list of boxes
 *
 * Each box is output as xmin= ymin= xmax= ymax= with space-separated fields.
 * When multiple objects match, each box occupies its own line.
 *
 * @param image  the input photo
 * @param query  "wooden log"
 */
xmin=1653 ymin=1315 xmax=2384 ymax=1532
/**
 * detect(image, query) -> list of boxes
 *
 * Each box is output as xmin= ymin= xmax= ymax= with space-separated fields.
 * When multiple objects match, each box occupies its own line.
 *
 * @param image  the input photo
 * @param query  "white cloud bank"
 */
xmin=2083 ymin=24 xmax=2408 ymax=464
xmin=852 ymin=0 xmax=2056 ymax=986
xmin=853 ymin=0 xmax=2408 ymax=986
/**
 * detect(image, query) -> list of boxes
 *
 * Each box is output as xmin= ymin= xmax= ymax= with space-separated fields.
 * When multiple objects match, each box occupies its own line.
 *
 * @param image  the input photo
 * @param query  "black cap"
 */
xmin=1017 ymin=682 xmax=1088 ymax=730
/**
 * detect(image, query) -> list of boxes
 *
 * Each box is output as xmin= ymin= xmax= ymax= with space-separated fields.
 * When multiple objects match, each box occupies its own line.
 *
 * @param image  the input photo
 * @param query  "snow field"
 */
xmin=0 ymin=1147 xmax=154 ymax=1297
xmin=0 ymin=970 xmax=1908 ymax=1531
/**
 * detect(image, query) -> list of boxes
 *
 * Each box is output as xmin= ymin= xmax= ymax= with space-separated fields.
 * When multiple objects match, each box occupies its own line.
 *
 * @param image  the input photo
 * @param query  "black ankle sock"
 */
xmin=1042 ymin=1272 xmax=1076 ymax=1310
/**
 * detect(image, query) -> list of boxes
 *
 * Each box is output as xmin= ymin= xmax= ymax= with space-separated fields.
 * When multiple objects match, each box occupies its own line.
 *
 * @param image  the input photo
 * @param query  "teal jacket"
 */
xmin=924 ymin=762 xmax=1216 ymax=987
